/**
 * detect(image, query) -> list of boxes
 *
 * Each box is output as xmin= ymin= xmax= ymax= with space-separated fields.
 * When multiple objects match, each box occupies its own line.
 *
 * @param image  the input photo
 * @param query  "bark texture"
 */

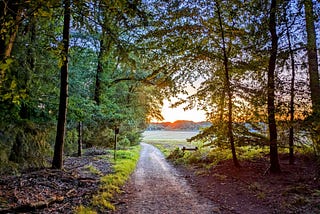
xmin=304 ymin=0 xmax=320 ymax=115
xmin=52 ymin=0 xmax=71 ymax=169
xmin=268 ymin=0 xmax=280 ymax=173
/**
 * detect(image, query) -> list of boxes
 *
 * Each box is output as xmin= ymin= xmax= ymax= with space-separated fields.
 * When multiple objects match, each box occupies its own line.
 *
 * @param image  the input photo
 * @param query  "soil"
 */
xmin=0 ymin=148 xmax=112 ymax=214
xmin=176 ymin=155 xmax=320 ymax=213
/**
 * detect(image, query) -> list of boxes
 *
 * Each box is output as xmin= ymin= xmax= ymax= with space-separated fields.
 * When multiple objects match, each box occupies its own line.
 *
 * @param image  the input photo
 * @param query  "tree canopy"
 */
xmin=0 ymin=0 xmax=319 ymax=172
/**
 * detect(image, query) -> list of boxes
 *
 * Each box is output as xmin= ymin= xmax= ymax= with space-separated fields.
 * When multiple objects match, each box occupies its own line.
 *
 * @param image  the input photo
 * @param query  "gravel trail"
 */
xmin=114 ymin=143 xmax=218 ymax=214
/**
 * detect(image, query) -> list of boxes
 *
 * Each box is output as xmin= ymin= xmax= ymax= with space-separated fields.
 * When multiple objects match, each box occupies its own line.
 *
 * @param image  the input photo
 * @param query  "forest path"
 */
xmin=113 ymin=142 xmax=218 ymax=214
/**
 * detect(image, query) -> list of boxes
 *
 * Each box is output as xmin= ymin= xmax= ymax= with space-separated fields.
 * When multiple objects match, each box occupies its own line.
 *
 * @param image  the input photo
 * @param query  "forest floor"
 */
xmin=0 ymin=148 xmax=112 ymax=214
xmin=174 ymin=154 xmax=320 ymax=213
xmin=0 ymin=145 xmax=319 ymax=213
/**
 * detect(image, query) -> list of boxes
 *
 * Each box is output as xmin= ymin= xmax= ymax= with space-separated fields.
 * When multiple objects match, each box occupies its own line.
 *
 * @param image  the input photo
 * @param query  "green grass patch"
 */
xmin=84 ymin=164 xmax=103 ymax=176
xmin=75 ymin=145 xmax=140 ymax=213
xmin=237 ymin=146 xmax=269 ymax=160
xmin=74 ymin=205 xmax=97 ymax=214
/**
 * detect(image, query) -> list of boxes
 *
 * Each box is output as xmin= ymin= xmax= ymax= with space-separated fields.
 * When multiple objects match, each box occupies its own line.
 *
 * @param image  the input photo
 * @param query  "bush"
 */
xmin=125 ymin=131 xmax=141 ymax=146
xmin=65 ymin=128 xmax=78 ymax=156
xmin=118 ymin=137 xmax=130 ymax=149
xmin=0 ymin=121 xmax=52 ymax=174
xmin=86 ymin=127 xmax=114 ymax=148
xmin=167 ymin=147 xmax=185 ymax=160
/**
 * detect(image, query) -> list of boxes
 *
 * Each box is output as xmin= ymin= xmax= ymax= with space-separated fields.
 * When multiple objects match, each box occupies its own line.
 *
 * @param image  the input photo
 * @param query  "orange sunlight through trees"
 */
xmin=158 ymin=99 xmax=206 ymax=122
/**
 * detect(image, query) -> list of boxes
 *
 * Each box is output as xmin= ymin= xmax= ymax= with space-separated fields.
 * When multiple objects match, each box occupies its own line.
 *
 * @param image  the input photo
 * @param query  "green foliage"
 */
xmin=167 ymin=147 xmax=184 ymax=160
xmin=0 ymin=0 xmax=319 ymax=174
xmin=185 ymin=148 xmax=232 ymax=166
xmin=74 ymin=205 xmax=97 ymax=214
xmin=64 ymin=128 xmax=79 ymax=156
xmin=125 ymin=131 xmax=142 ymax=146
xmin=86 ymin=126 xmax=114 ymax=148
xmin=84 ymin=165 xmax=103 ymax=176
xmin=78 ymin=146 xmax=140 ymax=213
xmin=237 ymin=146 xmax=269 ymax=160
xmin=0 ymin=121 xmax=52 ymax=174
xmin=118 ymin=137 xmax=130 ymax=149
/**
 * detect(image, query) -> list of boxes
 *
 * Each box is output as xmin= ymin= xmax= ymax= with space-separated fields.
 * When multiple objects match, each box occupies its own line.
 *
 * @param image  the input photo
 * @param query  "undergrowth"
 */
xmin=75 ymin=145 xmax=140 ymax=213
xmin=165 ymin=144 xmax=315 ymax=168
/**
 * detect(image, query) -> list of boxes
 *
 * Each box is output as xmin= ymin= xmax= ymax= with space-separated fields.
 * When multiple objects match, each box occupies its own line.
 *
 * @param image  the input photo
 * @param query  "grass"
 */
xmin=84 ymin=164 xmax=103 ymax=176
xmin=143 ymin=131 xmax=303 ymax=169
xmin=75 ymin=145 xmax=141 ymax=213
xmin=143 ymin=131 xmax=199 ymax=157
xmin=143 ymin=130 xmax=199 ymax=142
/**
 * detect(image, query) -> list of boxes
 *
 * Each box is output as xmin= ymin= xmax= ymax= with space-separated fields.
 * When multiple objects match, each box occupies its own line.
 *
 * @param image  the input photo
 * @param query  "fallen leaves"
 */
xmin=0 ymin=154 xmax=113 ymax=213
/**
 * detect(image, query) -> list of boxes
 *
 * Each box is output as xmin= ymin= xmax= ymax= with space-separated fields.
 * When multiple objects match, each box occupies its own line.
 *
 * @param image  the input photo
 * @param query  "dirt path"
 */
xmin=114 ymin=143 xmax=219 ymax=214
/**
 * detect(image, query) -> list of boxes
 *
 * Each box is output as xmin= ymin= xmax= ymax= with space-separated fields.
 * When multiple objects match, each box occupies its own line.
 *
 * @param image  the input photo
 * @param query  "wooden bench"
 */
xmin=181 ymin=146 xmax=198 ymax=152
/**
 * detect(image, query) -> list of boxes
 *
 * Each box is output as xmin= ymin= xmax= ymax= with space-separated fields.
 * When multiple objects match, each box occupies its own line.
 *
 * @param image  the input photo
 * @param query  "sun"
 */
xmin=158 ymin=99 xmax=206 ymax=122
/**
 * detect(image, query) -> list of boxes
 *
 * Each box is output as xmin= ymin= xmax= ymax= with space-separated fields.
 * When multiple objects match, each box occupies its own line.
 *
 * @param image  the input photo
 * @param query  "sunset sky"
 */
xmin=160 ymin=99 xmax=206 ymax=122
xmin=158 ymin=79 xmax=207 ymax=122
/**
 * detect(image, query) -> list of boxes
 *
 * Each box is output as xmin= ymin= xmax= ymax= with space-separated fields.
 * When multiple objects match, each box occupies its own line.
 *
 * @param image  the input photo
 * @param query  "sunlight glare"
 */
xmin=158 ymin=99 xmax=206 ymax=122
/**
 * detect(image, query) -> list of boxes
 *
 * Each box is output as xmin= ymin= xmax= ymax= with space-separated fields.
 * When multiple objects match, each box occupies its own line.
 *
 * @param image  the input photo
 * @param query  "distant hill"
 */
xmin=147 ymin=120 xmax=211 ymax=131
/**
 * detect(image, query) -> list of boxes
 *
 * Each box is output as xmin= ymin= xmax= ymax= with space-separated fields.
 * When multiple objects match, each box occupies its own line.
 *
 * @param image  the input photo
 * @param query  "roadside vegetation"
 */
xmin=144 ymin=130 xmax=320 ymax=213
xmin=76 ymin=145 xmax=140 ymax=213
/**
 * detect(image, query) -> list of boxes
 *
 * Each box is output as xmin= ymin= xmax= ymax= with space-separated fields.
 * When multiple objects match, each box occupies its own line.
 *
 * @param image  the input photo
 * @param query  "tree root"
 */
xmin=0 ymin=196 xmax=64 ymax=213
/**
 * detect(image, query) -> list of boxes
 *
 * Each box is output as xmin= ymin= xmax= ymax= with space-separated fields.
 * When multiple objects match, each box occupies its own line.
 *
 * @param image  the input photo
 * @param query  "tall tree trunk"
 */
xmin=268 ymin=0 xmax=280 ymax=173
xmin=284 ymin=9 xmax=296 ymax=165
xmin=94 ymin=39 xmax=104 ymax=105
xmin=304 ymin=0 xmax=320 ymax=115
xmin=94 ymin=37 xmax=111 ymax=105
xmin=0 ymin=1 xmax=5 ymax=58
xmin=0 ymin=0 xmax=22 ymax=86
xmin=52 ymin=0 xmax=71 ymax=169
xmin=216 ymin=3 xmax=240 ymax=167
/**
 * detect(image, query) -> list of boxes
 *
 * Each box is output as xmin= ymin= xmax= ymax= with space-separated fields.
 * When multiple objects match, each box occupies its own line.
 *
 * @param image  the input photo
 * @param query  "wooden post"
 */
xmin=78 ymin=121 xmax=82 ymax=157
xmin=114 ymin=127 xmax=119 ymax=161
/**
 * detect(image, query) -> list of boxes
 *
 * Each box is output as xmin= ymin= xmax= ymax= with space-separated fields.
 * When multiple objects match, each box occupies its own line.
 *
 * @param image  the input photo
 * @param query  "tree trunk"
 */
xmin=216 ymin=3 xmax=240 ymax=168
xmin=52 ymin=0 xmax=71 ymax=169
xmin=268 ymin=0 xmax=281 ymax=173
xmin=94 ymin=37 xmax=111 ymax=105
xmin=94 ymin=39 xmax=104 ymax=105
xmin=77 ymin=121 xmax=82 ymax=157
xmin=0 ymin=1 xmax=5 ymax=58
xmin=0 ymin=0 xmax=22 ymax=85
xmin=284 ymin=9 xmax=295 ymax=165
xmin=304 ymin=0 xmax=320 ymax=115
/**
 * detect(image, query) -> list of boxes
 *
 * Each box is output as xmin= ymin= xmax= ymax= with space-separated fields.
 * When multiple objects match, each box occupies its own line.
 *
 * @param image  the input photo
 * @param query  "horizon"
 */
xmin=158 ymin=99 xmax=206 ymax=123
xmin=150 ymin=119 xmax=209 ymax=124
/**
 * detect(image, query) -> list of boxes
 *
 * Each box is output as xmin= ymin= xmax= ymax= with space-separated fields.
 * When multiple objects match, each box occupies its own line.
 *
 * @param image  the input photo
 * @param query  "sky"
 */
xmin=157 ymin=78 xmax=207 ymax=122
xmin=160 ymin=99 xmax=206 ymax=122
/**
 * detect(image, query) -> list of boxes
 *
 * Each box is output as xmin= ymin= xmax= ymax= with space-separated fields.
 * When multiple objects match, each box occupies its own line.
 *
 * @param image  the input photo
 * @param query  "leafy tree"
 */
xmin=1 ymin=0 xmax=320 ymax=175
xmin=215 ymin=1 xmax=240 ymax=167
xmin=0 ymin=0 xmax=22 ymax=85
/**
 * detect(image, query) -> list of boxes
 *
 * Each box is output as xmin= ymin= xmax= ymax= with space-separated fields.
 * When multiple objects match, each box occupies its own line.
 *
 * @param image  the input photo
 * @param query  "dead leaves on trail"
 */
xmin=0 ymin=154 xmax=113 ymax=213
